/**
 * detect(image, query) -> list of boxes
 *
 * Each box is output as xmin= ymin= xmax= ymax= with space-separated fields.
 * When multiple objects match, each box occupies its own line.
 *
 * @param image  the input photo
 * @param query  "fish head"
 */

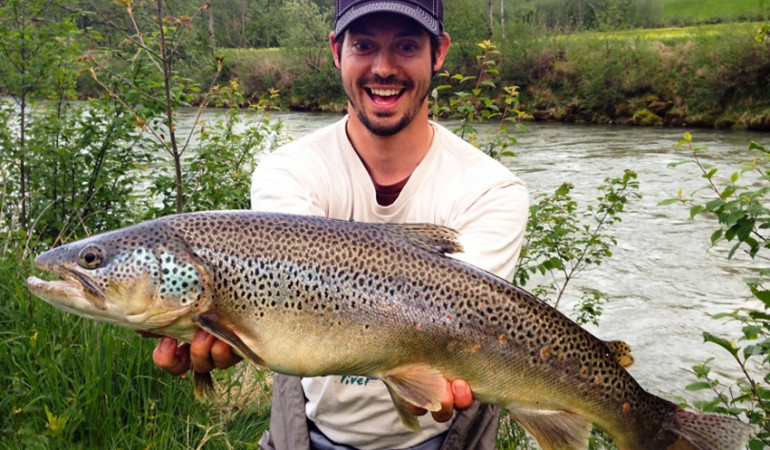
xmin=27 ymin=220 xmax=212 ymax=338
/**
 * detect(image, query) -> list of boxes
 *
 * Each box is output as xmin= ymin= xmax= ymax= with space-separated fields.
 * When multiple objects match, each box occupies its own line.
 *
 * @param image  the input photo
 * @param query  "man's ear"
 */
xmin=329 ymin=31 xmax=342 ymax=69
xmin=433 ymin=32 xmax=452 ymax=73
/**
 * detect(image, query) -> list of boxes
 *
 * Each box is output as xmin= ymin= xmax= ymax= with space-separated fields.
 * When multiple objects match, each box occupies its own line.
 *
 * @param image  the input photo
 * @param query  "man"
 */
xmin=152 ymin=1 xmax=528 ymax=448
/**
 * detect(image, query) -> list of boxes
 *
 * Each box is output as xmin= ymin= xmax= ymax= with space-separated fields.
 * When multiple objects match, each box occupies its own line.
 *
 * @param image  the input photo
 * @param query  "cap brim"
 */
xmin=335 ymin=1 xmax=442 ymax=36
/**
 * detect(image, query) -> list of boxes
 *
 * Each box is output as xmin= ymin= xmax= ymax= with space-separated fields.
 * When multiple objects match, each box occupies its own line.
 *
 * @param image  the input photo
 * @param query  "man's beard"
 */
xmin=347 ymin=78 xmax=430 ymax=137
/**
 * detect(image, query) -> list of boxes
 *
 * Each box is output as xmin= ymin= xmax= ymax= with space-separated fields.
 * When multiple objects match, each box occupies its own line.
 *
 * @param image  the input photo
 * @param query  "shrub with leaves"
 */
xmin=663 ymin=133 xmax=770 ymax=448
xmin=433 ymin=40 xmax=531 ymax=160
xmin=514 ymin=170 xmax=641 ymax=326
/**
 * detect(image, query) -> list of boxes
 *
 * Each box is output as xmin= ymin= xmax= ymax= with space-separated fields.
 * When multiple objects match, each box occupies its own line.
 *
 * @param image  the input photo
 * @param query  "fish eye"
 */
xmin=78 ymin=246 xmax=104 ymax=269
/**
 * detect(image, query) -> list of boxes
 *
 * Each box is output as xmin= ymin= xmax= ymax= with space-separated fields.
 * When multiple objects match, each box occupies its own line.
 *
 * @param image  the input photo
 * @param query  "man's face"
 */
xmin=331 ymin=14 xmax=448 ymax=137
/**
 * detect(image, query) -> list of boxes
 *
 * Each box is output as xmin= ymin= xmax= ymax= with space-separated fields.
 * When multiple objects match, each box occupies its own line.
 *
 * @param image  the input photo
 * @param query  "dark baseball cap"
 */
xmin=334 ymin=0 xmax=444 ymax=36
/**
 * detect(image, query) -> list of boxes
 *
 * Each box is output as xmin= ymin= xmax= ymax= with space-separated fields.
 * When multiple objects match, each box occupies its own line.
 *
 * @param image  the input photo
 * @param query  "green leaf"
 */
xmin=703 ymin=332 xmax=738 ymax=356
xmin=685 ymin=381 xmax=713 ymax=391
xmin=710 ymin=229 xmax=723 ymax=245
xmin=743 ymin=325 xmax=762 ymax=340
xmin=658 ymin=198 xmax=681 ymax=206
xmin=689 ymin=205 xmax=705 ymax=218
xmin=749 ymin=141 xmax=767 ymax=153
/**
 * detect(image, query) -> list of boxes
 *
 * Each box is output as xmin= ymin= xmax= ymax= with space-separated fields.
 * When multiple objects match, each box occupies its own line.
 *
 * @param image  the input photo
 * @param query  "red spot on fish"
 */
xmin=622 ymin=402 xmax=630 ymax=412
xmin=540 ymin=347 xmax=549 ymax=358
xmin=581 ymin=368 xmax=588 ymax=375
xmin=595 ymin=375 xmax=602 ymax=382
xmin=417 ymin=323 xmax=423 ymax=329
xmin=473 ymin=344 xmax=480 ymax=351
xmin=446 ymin=314 xmax=452 ymax=320
xmin=499 ymin=336 xmax=506 ymax=344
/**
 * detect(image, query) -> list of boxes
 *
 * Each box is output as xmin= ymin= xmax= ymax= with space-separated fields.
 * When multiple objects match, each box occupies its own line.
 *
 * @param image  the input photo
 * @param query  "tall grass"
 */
xmin=0 ymin=252 xmax=271 ymax=448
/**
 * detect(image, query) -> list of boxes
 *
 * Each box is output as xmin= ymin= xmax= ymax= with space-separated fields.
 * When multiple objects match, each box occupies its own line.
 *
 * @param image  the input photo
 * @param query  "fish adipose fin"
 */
xmin=381 ymin=364 xmax=449 ymax=430
xmin=666 ymin=408 xmax=751 ymax=450
xmin=508 ymin=408 xmax=592 ymax=450
xmin=605 ymin=339 xmax=635 ymax=368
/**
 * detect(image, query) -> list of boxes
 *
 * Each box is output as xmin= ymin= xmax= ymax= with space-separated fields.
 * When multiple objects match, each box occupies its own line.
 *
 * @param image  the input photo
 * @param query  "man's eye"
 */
xmin=353 ymin=41 xmax=374 ymax=52
xmin=398 ymin=43 xmax=418 ymax=54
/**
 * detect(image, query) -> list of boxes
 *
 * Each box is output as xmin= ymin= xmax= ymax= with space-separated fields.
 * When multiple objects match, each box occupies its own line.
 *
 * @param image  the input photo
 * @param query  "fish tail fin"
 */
xmin=508 ymin=407 xmax=592 ymax=450
xmin=665 ymin=408 xmax=751 ymax=450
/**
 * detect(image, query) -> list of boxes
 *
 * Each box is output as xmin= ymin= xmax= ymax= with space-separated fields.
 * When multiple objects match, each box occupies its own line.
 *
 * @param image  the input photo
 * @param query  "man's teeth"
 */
xmin=370 ymin=88 xmax=400 ymax=96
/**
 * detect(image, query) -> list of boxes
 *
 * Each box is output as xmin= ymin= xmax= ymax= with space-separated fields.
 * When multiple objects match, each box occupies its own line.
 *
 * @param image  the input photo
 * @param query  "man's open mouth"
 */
xmin=367 ymin=87 xmax=404 ymax=105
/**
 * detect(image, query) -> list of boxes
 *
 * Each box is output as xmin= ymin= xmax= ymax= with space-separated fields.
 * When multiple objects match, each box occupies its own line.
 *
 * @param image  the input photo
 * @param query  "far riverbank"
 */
xmin=217 ymin=22 xmax=770 ymax=130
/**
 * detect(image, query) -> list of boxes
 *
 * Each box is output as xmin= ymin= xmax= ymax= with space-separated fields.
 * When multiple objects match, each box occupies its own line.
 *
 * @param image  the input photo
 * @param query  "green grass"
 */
xmin=662 ymin=0 xmax=766 ymax=21
xmin=0 ymin=253 xmax=271 ymax=449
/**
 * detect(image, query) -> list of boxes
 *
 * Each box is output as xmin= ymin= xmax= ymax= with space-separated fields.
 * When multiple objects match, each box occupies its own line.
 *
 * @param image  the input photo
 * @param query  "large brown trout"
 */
xmin=27 ymin=211 xmax=750 ymax=449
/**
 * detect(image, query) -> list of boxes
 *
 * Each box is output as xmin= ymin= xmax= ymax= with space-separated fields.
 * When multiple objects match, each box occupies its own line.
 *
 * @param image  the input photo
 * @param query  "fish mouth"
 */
xmin=27 ymin=267 xmax=108 ymax=312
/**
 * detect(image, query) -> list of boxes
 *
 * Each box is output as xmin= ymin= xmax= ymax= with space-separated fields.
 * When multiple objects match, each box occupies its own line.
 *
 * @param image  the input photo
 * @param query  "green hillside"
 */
xmin=663 ymin=0 xmax=766 ymax=21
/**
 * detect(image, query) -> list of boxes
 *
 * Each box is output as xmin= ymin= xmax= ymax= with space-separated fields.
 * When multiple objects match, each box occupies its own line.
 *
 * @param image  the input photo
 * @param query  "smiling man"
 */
xmin=151 ymin=1 xmax=529 ymax=449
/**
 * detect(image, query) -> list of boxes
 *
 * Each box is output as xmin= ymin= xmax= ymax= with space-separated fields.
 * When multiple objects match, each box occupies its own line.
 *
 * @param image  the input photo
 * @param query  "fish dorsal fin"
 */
xmin=605 ymin=340 xmax=635 ymax=368
xmin=383 ymin=223 xmax=463 ymax=255
xmin=381 ymin=364 xmax=449 ymax=430
xmin=507 ymin=407 xmax=592 ymax=450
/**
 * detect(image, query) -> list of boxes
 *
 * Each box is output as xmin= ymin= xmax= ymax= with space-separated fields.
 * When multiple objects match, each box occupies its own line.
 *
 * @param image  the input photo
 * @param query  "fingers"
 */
xmin=210 ymin=338 xmax=243 ymax=369
xmin=151 ymin=330 xmax=242 ymax=377
xmin=430 ymin=379 xmax=455 ymax=423
xmin=189 ymin=329 xmax=242 ymax=373
xmin=152 ymin=336 xmax=191 ymax=376
xmin=189 ymin=329 xmax=218 ymax=373
xmin=450 ymin=379 xmax=474 ymax=411
xmin=411 ymin=378 xmax=475 ymax=423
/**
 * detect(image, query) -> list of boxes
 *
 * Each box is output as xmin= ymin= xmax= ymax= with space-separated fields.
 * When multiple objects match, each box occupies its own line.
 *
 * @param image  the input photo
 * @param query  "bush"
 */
xmin=663 ymin=134 xmax=770 ymax=448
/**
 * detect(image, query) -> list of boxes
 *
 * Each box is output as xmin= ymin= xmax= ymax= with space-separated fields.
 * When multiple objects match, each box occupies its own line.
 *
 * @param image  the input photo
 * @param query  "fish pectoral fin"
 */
xmin=381 ymin=364 xmax=449 ymax=431
xmin=605 ymin=339 xmax=635 ymax=368
xmin=507 ymin=407 xmax=592 ymax=450
xmin=192 ymin=312 xmax=265 ymax=366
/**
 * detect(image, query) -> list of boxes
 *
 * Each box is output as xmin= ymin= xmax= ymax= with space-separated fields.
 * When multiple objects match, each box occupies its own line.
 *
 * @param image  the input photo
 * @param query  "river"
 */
xmin=178 ymin=108 xmax=769 ymax=403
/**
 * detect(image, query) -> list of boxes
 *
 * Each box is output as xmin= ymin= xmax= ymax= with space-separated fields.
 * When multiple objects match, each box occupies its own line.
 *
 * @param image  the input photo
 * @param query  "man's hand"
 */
xmin=406 ymin=379 xmax=474 ymax=423
xmin=140 ymin=329 xmax=242 ymax=376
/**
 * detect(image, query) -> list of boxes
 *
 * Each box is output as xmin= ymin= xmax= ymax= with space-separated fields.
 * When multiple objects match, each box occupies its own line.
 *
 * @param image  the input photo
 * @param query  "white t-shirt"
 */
xmin=250 ymin=116 xmax=528 ymax=449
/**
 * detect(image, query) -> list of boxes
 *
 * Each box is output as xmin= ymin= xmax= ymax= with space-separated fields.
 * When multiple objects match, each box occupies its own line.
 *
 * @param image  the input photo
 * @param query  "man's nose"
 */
xmin=371 ymin=49 xmax=397 ymax=78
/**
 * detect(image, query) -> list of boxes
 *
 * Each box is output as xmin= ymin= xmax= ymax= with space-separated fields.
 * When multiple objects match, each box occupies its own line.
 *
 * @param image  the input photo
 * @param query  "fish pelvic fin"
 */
xmin=605 ymin=340 xmax=635 ymax=368
xmin=507 ymin=408 xmax=592 ymax=450
xmin=384 ymin=383 xmax=421 ymax=431
xmin=664 ymin=408 xmax=751 ymax=450
xmin=193 ymin=371 xmax=216 ymax=401
xmin=381 ymin=364 xmax=449 ymax=430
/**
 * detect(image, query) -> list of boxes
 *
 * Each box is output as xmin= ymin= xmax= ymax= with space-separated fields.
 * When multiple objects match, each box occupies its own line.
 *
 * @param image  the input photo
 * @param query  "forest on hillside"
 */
xmin=60 ymin=0 xmax=770 ymax=51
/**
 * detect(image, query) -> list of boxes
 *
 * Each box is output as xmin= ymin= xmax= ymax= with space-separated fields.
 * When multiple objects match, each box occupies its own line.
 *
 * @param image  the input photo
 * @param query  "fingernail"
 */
xmin=159 ymin=337 xmax=176 ymax=352
xmin=453 ymin=382 xmax=466 ymax=397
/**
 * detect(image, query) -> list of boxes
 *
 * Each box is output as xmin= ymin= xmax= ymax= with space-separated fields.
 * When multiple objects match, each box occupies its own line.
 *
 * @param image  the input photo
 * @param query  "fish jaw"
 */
xmin=27 ymin=272 xmax=149 ymax=330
